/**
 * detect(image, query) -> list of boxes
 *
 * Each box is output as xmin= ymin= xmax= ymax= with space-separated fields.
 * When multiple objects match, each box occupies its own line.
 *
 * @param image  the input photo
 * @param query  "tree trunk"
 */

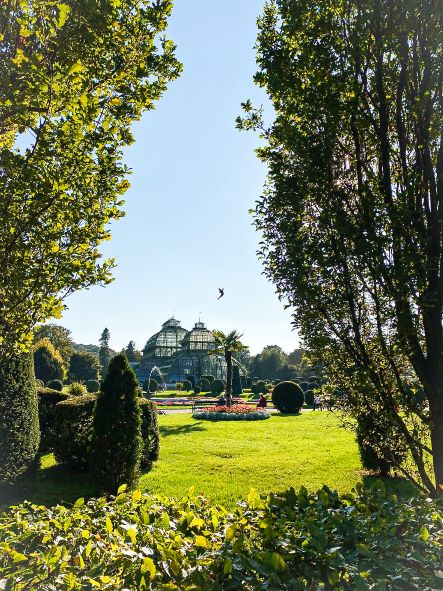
xmin=225 ymin=351 xmax=232 ymax=407
xmin=428 ymin=395 xmax=443 ymax=495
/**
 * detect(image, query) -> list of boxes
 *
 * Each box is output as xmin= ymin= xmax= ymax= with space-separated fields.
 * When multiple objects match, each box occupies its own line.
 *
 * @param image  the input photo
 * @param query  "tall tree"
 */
xmin=0 ymin=0 xmax=181 ymax=353
xmin=99 ymin=328 xmax=111 ymax=377
xmin=69 ymin=351 xmax=100 ymax=382
xmin=240 ymin=0 xmax=443 ymax=494
xmin=34 ymin=324 xmax=73 ymax=366
xmin=211 ymin=330 xmax=248 ymax=406
xmin=124 ymin=340 xmax=141 ymax=363
xmin=33 ymin=338 xmax=65 ymax=384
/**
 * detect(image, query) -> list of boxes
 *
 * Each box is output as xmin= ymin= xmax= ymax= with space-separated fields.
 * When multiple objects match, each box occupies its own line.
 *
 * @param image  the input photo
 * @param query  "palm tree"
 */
xmin=211 ymin=330 xmax=248 ymax=406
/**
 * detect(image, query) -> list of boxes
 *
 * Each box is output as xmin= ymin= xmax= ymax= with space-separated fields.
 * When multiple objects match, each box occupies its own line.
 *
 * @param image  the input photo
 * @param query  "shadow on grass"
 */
xmin=159 ymin=421 xmax=206 ymax=437
xmin=270 ymin=412 xmax=302 ymax=417
xmin=0 ymin=456 xmax=97 ymax=509
xmin=361 ymin=474 xmax=417 ymax=497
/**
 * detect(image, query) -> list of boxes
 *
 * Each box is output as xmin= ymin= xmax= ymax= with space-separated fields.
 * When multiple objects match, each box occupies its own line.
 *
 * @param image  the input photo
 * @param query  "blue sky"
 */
xmin=56 ymin=0 xmax=298 ymax=355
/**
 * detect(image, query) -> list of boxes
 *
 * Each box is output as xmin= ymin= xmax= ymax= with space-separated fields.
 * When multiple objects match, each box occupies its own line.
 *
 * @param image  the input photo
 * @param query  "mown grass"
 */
xmin=1 ymin=412 xmax=413 ymax=509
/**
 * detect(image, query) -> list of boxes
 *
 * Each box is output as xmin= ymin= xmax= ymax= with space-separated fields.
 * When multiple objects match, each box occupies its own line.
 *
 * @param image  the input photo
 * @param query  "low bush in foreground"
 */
xmin=0 ymin=485 xmax=441 ymax=590
xmin=193 ymin=405 xmax=270 ymax=421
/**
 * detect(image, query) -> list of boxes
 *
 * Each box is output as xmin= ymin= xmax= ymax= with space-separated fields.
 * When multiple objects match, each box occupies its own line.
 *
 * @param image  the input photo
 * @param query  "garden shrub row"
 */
xmin=0 ymin=484 xmax=441 ymax=590
xmin=36 ymin=387 xmax=70 ymax=451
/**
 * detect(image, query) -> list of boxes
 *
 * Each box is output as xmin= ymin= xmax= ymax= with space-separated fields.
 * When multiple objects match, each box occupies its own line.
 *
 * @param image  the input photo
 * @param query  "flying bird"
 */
xmin=218 ymin=288 xmax=225 ymax=300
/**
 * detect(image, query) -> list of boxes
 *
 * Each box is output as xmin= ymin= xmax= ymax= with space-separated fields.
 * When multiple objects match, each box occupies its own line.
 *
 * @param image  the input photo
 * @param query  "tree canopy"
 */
xmin=240 ymin=0 xmax=443 ymax=494
xmin=0 ymin=0 xmax=181 ymax=354
xmin=33 ymin=324 xmax=73 ymax=366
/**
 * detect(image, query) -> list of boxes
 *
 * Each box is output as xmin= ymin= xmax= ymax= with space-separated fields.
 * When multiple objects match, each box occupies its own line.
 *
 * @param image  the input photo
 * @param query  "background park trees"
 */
xmin=240 ymin=0 xmax=443 ymax=495
xmin=0 ymin=0 xmax=180 ymax=483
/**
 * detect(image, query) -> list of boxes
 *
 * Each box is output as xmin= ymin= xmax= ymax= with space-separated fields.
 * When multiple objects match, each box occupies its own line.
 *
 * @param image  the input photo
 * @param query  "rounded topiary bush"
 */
xmin=86 ymin=379 xmax=100 ymax=393
xmin=252 ymin=380 xmax=267 ymax=395
xmin=139 ymin=398 xmax=159 ymax=471
xmin=47 ymin=379 xmax=63 ymax=392
xmin=193 ymin=386 xmax=201 ymax=395
xmin=37 ymin=387 xmax=70 ymax=451
xmin=201 ymin=375 xmax=214 ymax=383
xmin=0 ymin=352 xmax=40 ymax=485
xmin=54 ymin=394 xmax=97 ymax=470
xmin=210 ymin=379 xmax=225 ymax=395
xmin=272 ymin=381 xmax=305 ymax=414
xmin=143 ymin=378 xmax=158 ymax=393
xmin=182 ymin=379 xmax=192 ymax=392
xmin=199 ymin=378 xmax=210 ymax=392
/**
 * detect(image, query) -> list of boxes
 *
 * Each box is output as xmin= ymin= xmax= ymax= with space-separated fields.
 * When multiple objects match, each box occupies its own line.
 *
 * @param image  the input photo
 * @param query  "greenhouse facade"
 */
xmin=135 ymin=317 xmax=244 ymax=385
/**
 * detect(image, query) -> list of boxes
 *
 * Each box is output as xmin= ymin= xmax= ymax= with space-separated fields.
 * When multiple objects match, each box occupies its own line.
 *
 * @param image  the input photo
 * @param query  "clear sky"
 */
xmin=55 ymin=0 xmax=299 ymax=355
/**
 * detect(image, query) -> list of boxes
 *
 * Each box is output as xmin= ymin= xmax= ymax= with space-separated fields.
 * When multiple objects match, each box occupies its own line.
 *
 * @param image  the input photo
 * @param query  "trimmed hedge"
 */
xmin=232 ymin=365 xmax=243 ymax=396
xmin=210 ymin=379 xmax=225 ymax=395
xmin=1 ymin=486 xmax=441 ymax=590
xmin=199 ymin=378 xmax=210 ymax=392
xmin=182 ymin=379 xmax=192 ymax=392
xmin=304 ymin=389 xmax=314 ymax=406
xmin=0 ymin=352 xmax=40 ymax=485
xmin=139 ymin=398 xmax=160 ymax=470
xmin=53 ymin=394 xmax=97 ymax=470
xmin=272 ymin=381 xmax=305 ymax=413
xmin=252 ymin=380 xmax=267 ymax=395
xmin=37 ymin=387 xmax=70 ymax=451
xmin=47 ymin=379 xmax=63 ymax=391
xmin=193 ymin=386 xmax=201 ymax=394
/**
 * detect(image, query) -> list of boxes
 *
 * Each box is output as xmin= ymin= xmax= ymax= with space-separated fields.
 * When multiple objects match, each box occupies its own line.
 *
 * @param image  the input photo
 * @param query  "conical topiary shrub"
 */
xmin=90 ymin=354 xmax=142 ymax=493
xmin=0 ymin=352 xmax=40 ymax=485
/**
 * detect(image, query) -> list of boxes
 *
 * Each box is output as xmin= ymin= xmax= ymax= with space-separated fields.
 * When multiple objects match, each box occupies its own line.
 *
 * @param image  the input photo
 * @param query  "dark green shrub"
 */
xmin=33 ymin=339 xmax=65 ymax=384
xmin=90 ymin=354 xmax=142 ymax=493
xmin=139 ymin=398 xmax=159 ymax=471
xmin=182 ymin=379 xmax=192 ymax=392
xmin=188 ymin=375 xmax=196 ymax=388
xmin=210 ymin=379 xmax=225 ymax=395
xmin=199 ymin=378 xmax=210 ymax=392
xmin=252 ymin=380 xmax=267 ymax=395
xmin=304 ymin=389 xmax=314 ymax=406
xmin=86 ymin=379 xmax=100 ymax=393
xmin=47 ymin=379 xmax=63 ymax=392
xmin=37 ymin=387 xmax=70 ymax=451
xmin=355 ymin=414 xmax=405 ymax=477
xmin=232 ymin=366 xmax=243 ymax=396
xmin=143 ymin=378 xmax=158 ymax=393
xmin=0 ymin=353 xmax=40 ymax=485
xmin=54 ymin=394 xmax=96 ymax=469
xmin=272 ymin=381 xmax=305 ymax=414
xmin=246 ymin=377 xmax=253 ymax=388
xmin=69 ymin=351 xmax=100 ymax=382
xmin=201 ymin=375 xmax=214 ymax=383
xmin=194 ymin=386 xmax=201 ymax=394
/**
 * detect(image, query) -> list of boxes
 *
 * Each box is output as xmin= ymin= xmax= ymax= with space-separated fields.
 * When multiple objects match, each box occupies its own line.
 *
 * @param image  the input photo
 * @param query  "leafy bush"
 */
xmin=53 ymin=394 xmax=96 ymax=469
xmin=0 ymin=353 xmax=40 ymax=485
xmin=355 ymin=413 xmax=404 ymax=476
xmin=86 ymin=379 xmax=100 ymax=393
xmin=1 ymin=485 xmax=441 ymax=591
xmin=69 ymin=351 xmax=100 ymax=382
xmin=252 ymin=380 xmax=267 ymax=395
xmin=188 ymin=375 xmax=196 ymax=388
xmin=272 ymin=381 xmax=305 ymax=413
xmin=210 ymin=379 xmax=225 ymax=395
xmin=182 ymin=379 xmax=192 ymax=392
xmin=176 ymin=382 xmax=183 ymax=391
xmin=139 ymin=398 xmax=159 ymax=471
xmin=193 ymin=386 xmax=201 ymax=394
xmin=199 ymin=378 xmax=210 ymax=392
xmin=47 ymin=379 xmax=63 ymax=391
xmin=37 ymin=387 xmax=70 ymax=451
xmin=90 ymin=354 xmax=142 ymax=493
xmin=143 ymin=378 xmax=158 ymax=393
xmin=67 ymin=381 xmax=87 ymax=396
xmin=201 ymin=374 xmax=214 ymax=383
xmin=304 ymin=389 xmax=314 ymax=406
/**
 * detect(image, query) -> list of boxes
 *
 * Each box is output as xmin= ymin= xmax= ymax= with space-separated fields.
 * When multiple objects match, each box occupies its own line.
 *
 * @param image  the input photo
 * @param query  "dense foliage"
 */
xmin=0 ymin=353 xmax=39 ymax=484
xmin=239 ymin=0 xmax=443 ymax=495
xmin=47 ymin=379 xmax=63 ymax=392
xmin=67 ymin=382 xmax=87 ymax=397
xmin=33 ymin=324 xmax=73 ymax=366
xmin=53 ymin=394 xmax=97 ymax=470
xmin=143 ymin=379 xmax=158 ymax=393
xmin=232 ymin=365 xmax=243 ymax=396
xmin=0 ymin=485 xmax=442 ymax=590
xmin=0 ymin=0 xmax=181 ymax=353
xmin=36 ymin=386 xmax=69 ymax=451
xmin=90 ymin=354 xmax=142 ymax=493
xmin=210 ymin=379 xmax=225 ymax=395
xmin=272 ymin=381 xmax=305 ymax=414
xmin=182 ymin=380 xmax=192 ymax=392
xmin=139 ymin=399 xmax=160 ymax=471
xmin=199 ymin=378 xmax=210 ymax=392
xmin=86 ymin=379 xmax=100 ymax=394
xmin=33 ymin=338 xmax=65 ymax=384
xmin=69 ymin=352 xmax=100 ymax=382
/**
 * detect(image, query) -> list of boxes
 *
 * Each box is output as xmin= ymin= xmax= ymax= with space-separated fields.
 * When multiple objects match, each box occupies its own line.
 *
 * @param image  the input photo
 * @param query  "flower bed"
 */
xmin=193 ymin=404 xmax=270 ymax=420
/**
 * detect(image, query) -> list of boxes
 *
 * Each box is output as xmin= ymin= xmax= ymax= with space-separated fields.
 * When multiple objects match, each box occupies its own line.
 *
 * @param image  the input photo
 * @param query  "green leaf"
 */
xmin=117 ymin=484 xmax=127 ymax=494
xmin=141 ymin=557 xmax=156 ymax=579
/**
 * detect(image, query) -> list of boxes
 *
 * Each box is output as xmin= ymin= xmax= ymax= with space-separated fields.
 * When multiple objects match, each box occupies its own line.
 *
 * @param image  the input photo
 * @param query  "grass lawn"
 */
xmin=1 ymin=412 xmax=413 ymax=509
